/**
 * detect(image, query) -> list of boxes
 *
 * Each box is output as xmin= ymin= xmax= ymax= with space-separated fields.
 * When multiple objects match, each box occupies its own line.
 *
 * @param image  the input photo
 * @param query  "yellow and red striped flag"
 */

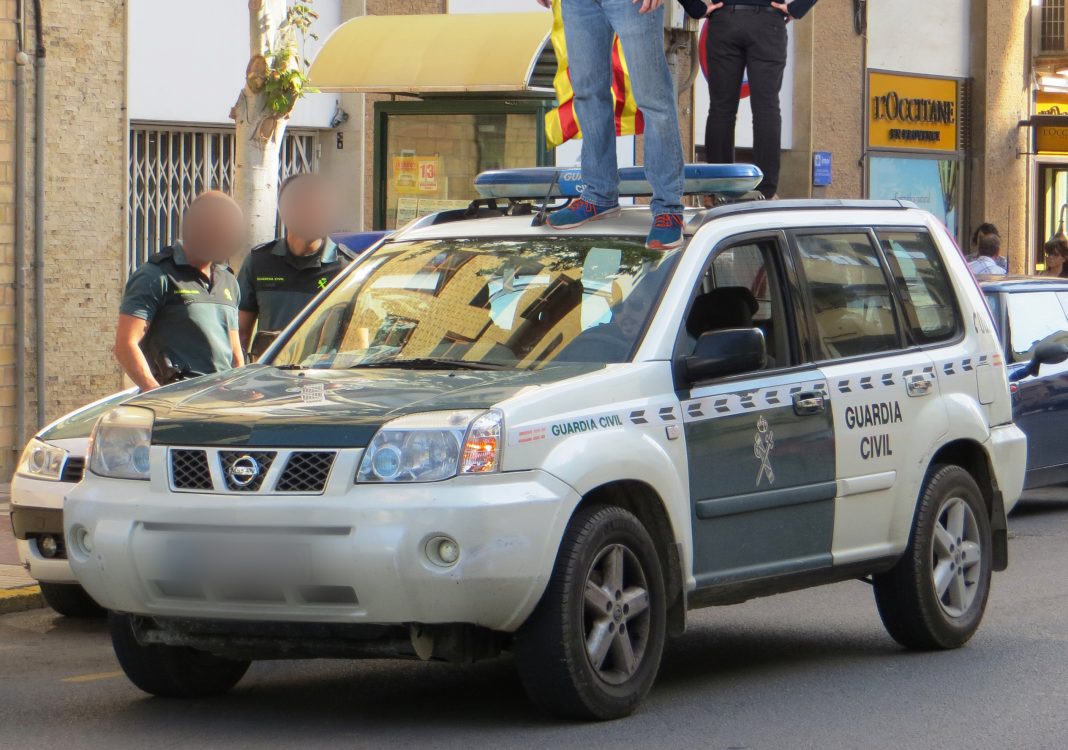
xmin=544 ymin=0 xmax=645 ymax=149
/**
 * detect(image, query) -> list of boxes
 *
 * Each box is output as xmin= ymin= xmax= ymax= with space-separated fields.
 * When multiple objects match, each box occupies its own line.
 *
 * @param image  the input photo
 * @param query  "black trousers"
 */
xmin=704 ymin=6 xmax=788 ymax=198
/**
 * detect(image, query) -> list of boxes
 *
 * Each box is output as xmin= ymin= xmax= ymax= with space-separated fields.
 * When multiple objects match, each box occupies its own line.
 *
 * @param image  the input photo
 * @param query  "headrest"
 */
xmin=686 ymin=286 xmax=759 ymax=338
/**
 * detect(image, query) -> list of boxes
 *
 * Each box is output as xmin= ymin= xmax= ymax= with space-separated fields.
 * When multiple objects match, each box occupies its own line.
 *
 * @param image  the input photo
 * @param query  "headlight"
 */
xmin=357 ymin=410 xmax=503 ymax=483
xmin=88 ymin=406 xmax=154 ymax=481
xmin=16 ymin=438 xmax=68 ymax=481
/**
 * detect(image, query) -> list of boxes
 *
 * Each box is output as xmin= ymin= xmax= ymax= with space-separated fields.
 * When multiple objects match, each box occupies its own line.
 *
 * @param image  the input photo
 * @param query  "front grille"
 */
xmin=60 ymin=457 xmax=85 ymax=483
xmin=219 ymin=451 xmax=276 ymax=492
xmin=276 ymin=452 xmax=335 ymax=493
xmin=171 ymin=450 xmax=213 ymax=490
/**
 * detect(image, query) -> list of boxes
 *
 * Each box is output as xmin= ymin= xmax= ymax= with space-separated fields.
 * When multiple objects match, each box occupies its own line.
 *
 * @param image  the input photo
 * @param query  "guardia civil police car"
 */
xmin=65 ymin=165 xmax=1025 ymax=721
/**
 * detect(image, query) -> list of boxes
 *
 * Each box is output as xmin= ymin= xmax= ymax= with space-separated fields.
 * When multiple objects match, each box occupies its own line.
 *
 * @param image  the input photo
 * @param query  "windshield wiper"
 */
xmin=274 ymin=364 xmax=306 ymax=371
xmin=349 ymin=358 xmax=511 ymax=371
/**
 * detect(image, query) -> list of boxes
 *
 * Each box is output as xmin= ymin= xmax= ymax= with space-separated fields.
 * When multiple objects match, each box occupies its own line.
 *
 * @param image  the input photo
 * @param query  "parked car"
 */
xmin=65 ymin=180 xmax=1024 ymax=720
xmin=10 ymin=389 xmax=135 ymax=616
xmin=981 ymin=277 xmax=1068 ymax=489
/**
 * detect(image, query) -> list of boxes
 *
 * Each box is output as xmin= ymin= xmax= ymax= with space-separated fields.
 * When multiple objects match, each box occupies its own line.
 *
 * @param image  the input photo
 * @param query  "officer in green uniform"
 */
xmin=114 ymin=191 xmax=246 ymax=390
xmin=237 ymin=173 xmax=355 ymax=358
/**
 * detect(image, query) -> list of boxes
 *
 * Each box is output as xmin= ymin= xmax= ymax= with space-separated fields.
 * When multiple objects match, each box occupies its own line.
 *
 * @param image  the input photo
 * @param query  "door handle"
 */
xmin=793 ymin=391 xmax=826 ymax=416
xmin=907 ymin=376 xmax=933 ymax=397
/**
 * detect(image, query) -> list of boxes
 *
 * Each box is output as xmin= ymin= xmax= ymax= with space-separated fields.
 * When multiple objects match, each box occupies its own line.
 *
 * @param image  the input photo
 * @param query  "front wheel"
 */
xmin=514 ymin=505 xmax=667 ymax=721
xmin=39 ymin=583 xmax=105 ymax=619
xmin=873 ymin=464 xmax=993 ymax=650
xmin=109 ymin=612 xmax=250 ymax=698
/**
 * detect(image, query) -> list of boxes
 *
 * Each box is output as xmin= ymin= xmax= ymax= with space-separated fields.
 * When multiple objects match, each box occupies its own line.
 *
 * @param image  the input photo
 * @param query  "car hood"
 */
xmin=131 ymin=363 xmax=597 ymax=448
xmin=38 ymin=388 xmax=139 ymax=442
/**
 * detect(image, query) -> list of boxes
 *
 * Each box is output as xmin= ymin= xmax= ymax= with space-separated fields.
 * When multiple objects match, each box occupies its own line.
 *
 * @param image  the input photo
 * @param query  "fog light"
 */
xmin=69 ymin=525 xmax=92 ymax=556
xmin=38 ymin=534 xmax=58 ymax=559
xmin=425 ymin=535 xmax=460 ymax=567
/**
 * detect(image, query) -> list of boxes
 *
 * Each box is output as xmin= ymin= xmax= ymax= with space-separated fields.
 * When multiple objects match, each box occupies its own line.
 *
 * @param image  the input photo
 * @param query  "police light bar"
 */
xmin=475 ymin=163 xmax=762 ymax=200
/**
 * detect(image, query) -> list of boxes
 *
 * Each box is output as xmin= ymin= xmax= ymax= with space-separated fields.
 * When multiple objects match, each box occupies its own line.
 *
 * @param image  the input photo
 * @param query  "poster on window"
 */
xmin=868 ymin=156 xmax=960 ymax=237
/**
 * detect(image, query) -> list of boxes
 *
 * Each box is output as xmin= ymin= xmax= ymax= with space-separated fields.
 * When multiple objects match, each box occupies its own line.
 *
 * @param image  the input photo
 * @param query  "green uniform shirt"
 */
xmin=119 ymin=243 xmax=240 ymax=381
xmin=237 ymin=237 xmax=355 ymax=333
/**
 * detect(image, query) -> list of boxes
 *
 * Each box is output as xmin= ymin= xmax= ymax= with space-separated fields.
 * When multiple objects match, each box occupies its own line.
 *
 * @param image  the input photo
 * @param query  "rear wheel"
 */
xmin=109 ymin=612 xmax=250 ymax=698
xmin=873 ymin=465 xmax=992 ymax=650
xmin=514 ymin=505 xmax=666 ymax=721
xmin=39 ymin=583 xmax=105 ymax=619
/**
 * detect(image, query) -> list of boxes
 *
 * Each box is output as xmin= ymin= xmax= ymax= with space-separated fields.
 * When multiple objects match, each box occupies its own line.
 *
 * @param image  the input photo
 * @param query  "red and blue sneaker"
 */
xmin=546 ymin=198 xmax=621 ymax=229
xmin=646 ymin=213 xmax=685 ymax=251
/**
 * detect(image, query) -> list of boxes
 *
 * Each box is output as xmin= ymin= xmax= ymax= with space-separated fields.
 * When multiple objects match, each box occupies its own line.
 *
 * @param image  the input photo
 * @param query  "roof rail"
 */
xmin=697 ymin=198 xmax=918 ymax=228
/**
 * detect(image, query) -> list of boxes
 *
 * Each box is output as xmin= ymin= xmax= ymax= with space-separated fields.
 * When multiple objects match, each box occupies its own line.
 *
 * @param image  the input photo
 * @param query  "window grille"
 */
xmin=128 ymin=125 xmax=317 ymax=270
xmin=1042 ymin=0 xmax=1066 ymax=52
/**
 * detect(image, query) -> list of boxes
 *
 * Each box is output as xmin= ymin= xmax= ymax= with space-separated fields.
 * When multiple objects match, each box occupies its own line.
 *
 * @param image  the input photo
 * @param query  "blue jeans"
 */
xmin=561 ymin=0 xmax=685 ymax=216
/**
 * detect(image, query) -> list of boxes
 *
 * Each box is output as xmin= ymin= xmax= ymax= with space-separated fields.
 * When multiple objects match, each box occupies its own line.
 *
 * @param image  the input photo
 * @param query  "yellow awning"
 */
xmin=309 ymin=13 xmax=556 ymax=95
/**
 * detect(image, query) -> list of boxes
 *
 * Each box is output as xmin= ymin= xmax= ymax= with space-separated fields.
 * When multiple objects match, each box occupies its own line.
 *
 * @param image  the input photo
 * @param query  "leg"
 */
xmin=704 ymin=10 xmax=747 ymax=166
xmin=602 ymin=0 xmax=684 ymax=216
xmin=745 ymin=11 xmax=787 ymax=198
xmin=561 ymin=0 xmax=619 ymax=207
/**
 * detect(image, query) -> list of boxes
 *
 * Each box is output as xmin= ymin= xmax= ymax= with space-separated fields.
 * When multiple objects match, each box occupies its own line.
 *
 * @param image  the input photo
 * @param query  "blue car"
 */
xmin=982 ymin=277 xmax=1068 ymax=489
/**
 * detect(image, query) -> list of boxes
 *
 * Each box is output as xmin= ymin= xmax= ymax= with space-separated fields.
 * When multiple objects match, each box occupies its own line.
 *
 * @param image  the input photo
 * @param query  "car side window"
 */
xmin=680 ymin=238 xmax=791 ymax=369
xmin=795 ymin=232 xmax=901 ymax=361
xmin=877 ymin=230 xmax=958 ymax=344
xmin=1007 ymin=292 xmax=1068 ymax=362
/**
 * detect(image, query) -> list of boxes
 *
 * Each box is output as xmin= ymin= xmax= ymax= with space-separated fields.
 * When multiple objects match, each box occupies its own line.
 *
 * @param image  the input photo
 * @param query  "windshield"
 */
xmin=271 ymin=236 xmax=677 ymax=370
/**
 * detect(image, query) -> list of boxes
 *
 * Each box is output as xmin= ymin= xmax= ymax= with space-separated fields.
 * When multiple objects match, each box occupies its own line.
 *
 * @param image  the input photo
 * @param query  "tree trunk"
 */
xmin=232 ymin=0 xmax=290 ymax=249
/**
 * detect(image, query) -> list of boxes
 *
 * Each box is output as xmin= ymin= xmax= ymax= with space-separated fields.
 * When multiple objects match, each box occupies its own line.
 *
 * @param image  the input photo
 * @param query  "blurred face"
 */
xmin=182 ymin=194 xmax=247 ymax=265
xmin=279 ymin=176 xmax=338 ymax=241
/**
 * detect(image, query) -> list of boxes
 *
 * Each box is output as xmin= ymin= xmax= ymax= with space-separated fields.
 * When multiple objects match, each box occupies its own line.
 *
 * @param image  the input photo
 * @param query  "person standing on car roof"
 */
xmin=680 ymin=0 xmax=818 ymax=200
xmin=534 ymin=0 xmax=686 ymax=251
xmin=114 ymin=191 xmax=246 ymax=391
xmin=237 ymin=173 xmax=356 ymax=358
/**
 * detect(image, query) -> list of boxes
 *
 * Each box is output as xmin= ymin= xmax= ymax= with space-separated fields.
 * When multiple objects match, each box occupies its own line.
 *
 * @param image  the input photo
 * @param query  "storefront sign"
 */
xmin=1037 ymin=91 xmax=1068 ymax=116
xmin=867 ymin=71 xmax=960 ymax=153
xmin=813 ymin=152 xmax=832 ymax=186
xmin=1033 ymin=115 xmax=1068 ymax=155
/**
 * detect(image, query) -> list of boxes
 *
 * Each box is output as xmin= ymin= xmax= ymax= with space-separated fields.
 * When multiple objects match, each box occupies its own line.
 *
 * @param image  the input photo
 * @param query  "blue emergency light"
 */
xmin=474 ymin=163 xmax=763 ymax=200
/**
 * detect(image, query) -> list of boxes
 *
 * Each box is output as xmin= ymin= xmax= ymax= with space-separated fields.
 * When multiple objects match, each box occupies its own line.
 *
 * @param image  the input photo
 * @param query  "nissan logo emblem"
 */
xmin=228 ymin=456 xmax=260 ymax=487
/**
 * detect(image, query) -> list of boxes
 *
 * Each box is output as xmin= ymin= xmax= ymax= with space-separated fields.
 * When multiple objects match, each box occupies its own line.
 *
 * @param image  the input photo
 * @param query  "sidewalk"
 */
xmin=0 ymin=483 xmax=45 ymax=613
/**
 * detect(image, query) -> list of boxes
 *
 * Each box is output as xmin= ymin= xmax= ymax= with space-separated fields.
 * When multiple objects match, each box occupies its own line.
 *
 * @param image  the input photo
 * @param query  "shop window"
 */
xmin=877 ymin=230 xmax=958 ymax=344
xmin=796 ymin=233 xmax=901 ymax=360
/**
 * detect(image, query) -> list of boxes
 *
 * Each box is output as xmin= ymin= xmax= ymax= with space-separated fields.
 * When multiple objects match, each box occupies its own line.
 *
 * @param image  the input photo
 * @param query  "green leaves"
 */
xmin=260 ymin=0 xmax=319 ymax=118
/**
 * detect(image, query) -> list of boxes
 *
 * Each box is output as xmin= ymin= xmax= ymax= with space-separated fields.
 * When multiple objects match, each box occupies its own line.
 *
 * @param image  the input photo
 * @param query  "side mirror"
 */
xmin=683 ymin=328 xmax=766 ymax=382
xmin=1024 ymin=340 xmax=1068 ymax=379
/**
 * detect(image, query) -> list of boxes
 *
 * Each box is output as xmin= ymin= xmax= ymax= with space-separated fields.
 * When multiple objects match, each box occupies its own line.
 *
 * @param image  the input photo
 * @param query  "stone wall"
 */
xmin=0 ymin=0 xmax=127 ymax=477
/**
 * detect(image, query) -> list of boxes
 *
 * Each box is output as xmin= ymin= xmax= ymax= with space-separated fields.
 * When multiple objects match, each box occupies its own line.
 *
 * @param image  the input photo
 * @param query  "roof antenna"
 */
xmin=531 ymin=169 xmax=563 ymax=228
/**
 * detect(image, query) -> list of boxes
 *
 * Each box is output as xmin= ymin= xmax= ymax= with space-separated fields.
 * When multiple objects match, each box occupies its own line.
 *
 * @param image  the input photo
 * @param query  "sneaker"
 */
xmin=646 ymin=213 xmax=685 ymax=251
xmin=546 ymin=198 xmax=621 ymax=229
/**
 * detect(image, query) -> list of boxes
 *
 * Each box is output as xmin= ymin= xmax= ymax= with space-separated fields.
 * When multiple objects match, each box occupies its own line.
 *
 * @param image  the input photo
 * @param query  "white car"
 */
xmin=11 ymin=389 xmax=134 ymax=616
xmin=65 ymin=178 xmax=1025 ymax=720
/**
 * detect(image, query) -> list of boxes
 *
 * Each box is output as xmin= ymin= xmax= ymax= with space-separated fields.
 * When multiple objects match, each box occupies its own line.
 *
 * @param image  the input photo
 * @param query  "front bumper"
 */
xmin=65 ymin=469 xmax=578 ymax=633
xmin=10 ymin=474 xmax=79 ymax=584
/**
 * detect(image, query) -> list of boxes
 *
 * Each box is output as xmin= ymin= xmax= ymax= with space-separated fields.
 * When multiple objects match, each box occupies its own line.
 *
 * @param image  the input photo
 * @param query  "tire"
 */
xmin=873 ymin=464 xmax=993 ymax=650
xmin=39 ymin=583 xmax=106 ymax=619
xmin=514 ymin=505 xmax=667 ymax=721
xmin=109 ymin=612 xmax=250 ymax=698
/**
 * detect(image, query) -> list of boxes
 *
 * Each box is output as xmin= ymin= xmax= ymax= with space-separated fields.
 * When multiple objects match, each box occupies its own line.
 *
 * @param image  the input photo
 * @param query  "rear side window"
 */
xmin=877 ymin=230 xmax=958 ymax=344
xmin=795 ymin=233 xmax=900 ymax=360
xmin=1006 ymin=292 xmax=1068 ymax=362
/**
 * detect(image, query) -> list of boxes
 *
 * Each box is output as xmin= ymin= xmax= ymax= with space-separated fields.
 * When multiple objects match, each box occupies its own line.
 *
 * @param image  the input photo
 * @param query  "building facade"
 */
xmin=0 ymin=0 xmax=1042 ymax=479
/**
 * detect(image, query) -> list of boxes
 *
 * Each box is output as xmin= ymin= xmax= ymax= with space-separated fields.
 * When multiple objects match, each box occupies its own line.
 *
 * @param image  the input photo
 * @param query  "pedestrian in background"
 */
xmin=681 ymin=0 xmax=817 ymax=199
xmin=114 ymin=191 xmax=245 ymax=391
xmin=1042 ymin=237 xmax=1068 ymax=278
xmin=968 ymin=234 xmax=1008 ymax=276
xmin=534 ymin=0 xmax=687 ymax=250
xmin=237 ymin=174 xmax=355 ymax=358
xmin=969 ymin=222 xmax=1007 ymax=271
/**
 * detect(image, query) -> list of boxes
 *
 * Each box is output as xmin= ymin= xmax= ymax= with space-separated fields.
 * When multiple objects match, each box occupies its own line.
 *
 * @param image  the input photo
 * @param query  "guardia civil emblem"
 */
xmin=753 ymin=416 xmax=775 ymax=486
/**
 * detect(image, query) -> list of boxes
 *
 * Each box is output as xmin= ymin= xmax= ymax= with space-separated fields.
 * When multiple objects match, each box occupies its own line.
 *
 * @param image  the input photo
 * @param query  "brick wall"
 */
xmin=0 ymin=0 xmax=127 ymax=478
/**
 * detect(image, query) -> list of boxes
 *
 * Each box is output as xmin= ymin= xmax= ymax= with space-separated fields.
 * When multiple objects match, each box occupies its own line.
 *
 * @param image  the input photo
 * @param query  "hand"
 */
xmin=633 ymin=0 xmax=665 ymax=13
xmin=535 ymin=0 xmax=551 ymax=7
xmin=704 ymin=1 xmax=724 ymax=16
xmin=770 ymin=1 xmax=791 ymax=21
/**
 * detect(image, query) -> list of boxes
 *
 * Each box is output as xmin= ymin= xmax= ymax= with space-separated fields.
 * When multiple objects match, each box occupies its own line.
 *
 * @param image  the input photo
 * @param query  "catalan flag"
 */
xmin=544 ymin=0 xmax=645 ymax=150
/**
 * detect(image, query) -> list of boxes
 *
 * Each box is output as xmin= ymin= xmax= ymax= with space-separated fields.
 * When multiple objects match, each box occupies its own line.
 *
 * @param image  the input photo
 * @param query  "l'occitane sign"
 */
xmin=868 ymin=71 xmax=960 ymax=153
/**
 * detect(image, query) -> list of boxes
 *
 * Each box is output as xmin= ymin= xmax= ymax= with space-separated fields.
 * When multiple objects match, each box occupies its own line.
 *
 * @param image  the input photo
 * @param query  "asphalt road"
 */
xmin=2 ymin=491 xmax=1068 ymax=750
